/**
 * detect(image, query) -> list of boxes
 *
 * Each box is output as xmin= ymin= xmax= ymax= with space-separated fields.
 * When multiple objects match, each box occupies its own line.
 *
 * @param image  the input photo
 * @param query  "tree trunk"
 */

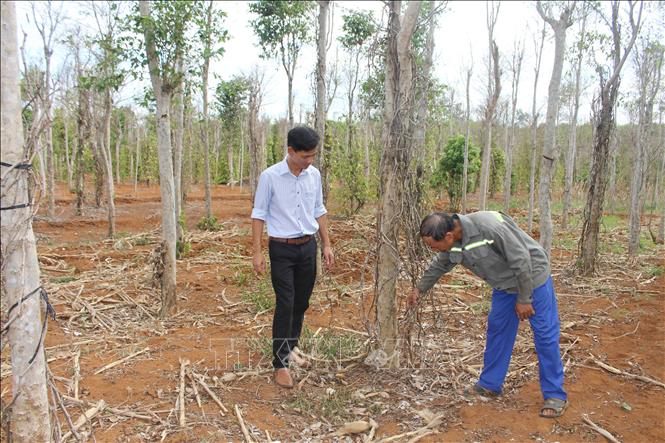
xmin=140 ymin=0 xmax=177 ymax=317
xmin=239 ymin=118 xmax=245 ymax=191
xmin=249 ymin=75 xmax=265 ymax=201
xmin=462 ymin=65 xmax=472 ymax=214
xmin=201 ymin=0 xmax=213 ymax=218
xmin=101 ymin=88 xmax=116 ymax=237
xmin=479 ymin=5 xmax=501 ymax=211
xmin=64 ymin=111 xmax=73 ymax=189
xmin=75 ymin=77 xmax=88 ymax=215
xmin=579 ymin=0 xmax=641 ymax=275
xmin=628 ymin=43 xmax=663 ymax=255
xmin=537 ymin=2 xmax=574 ymax=255
xmin=134 ymin=124 xmax=141 ymax=194
xmin=375 ymin=0 xmax=421 ymax=369
xmin=315 ymin=0 xmax=329 ymax=202
xmin=528 ymin=23 xmax=547 ymax=233
xmin=115 ymin=113 xmax=122 ymax=184
xmin=1 ymin=3 xmax=52 ymax=439
xmin=227 ymin=139 xmax=234 ymax=187
xmin=503 ymin=41 xmax=523 ymax=213
xmin=173 ymin=59 xmax=185 ymax=241
xmin=562 ymin=14 xmax=587 ymax=229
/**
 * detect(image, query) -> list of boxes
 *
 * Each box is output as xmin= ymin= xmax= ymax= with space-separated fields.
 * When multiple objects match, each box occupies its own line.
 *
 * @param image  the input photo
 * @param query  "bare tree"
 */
xmin=479 ymin=1 xmax=501 ymax=210
xmin=375 ymin=0 xmax=422 ymax=368
xmin=579 ymin=0 xmax=643 ymax=275
xmin=315 ymin=0 xmax=330 ymax=201
xmin=628 ymin=38 xmax=663 ymax=255
xmin=562 ymin=9 xmax=588 ymax=229
xmin=248 ymin=69 xmax=266 ymax=200
xmin=32 ymin=1 xmax=63 ymax=218
xmin=200 ymin=0 xmax=214 ymax=217
xmin=528 ymin=23 xmax=547 ymax=232
xmin=536 ymin=0 xmax=576 ymax=255
xmin=1 ymin=2 xmax=52 ymax=439
xmin=462 ymin=53 xmax=473 ymax=214
xmin=503 ymin=37 xmax=524 ymax=212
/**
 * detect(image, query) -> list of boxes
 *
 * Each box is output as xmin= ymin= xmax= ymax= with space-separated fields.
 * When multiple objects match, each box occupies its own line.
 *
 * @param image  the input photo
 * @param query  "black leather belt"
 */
xmin=269 ymin=235 xmax=313 ymax=245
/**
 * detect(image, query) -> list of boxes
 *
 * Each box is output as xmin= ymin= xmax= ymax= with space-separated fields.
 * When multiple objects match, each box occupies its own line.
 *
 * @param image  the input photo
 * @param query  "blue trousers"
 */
xmin=477 ymin=277 xmax=567 ymax=400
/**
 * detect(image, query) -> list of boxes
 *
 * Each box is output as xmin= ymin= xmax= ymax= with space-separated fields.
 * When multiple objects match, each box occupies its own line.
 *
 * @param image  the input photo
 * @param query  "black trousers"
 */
xmin=268 ymin=238 xmax=317 ymax=369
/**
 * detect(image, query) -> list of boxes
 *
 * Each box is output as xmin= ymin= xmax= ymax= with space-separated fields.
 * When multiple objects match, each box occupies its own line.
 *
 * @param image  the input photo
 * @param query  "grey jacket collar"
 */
xmin=456 ymin=214 xmax=480 ymax=247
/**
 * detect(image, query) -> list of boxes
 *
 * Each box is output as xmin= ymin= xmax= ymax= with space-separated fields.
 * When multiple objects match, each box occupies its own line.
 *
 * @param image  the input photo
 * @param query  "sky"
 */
xmin=16 ymin=1 xmax=660 ymax=125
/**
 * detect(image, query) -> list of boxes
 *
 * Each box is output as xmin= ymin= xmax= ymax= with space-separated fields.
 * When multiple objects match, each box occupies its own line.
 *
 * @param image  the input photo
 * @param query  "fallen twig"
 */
xmin=61 ymin=400 xmax=106 ymax=442
xmin=592 ymin=358 xmax=665 ymax=389
xmin=93 ymin=347 xmax=150 ymax=375
xmin=192 ymin=372 xmax=229 ymax=415
xmin=582 ymin=414 xmax=621 ymax=443
xmin=235 ymin=404 xmax=254 ymax=443
xmin=179 ymin=358 xmax=189 ymax=427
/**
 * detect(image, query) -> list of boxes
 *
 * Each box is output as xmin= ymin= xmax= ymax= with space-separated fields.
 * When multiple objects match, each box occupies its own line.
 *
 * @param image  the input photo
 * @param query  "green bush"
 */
xmin=197 ymin=215 xmax=221 ymax=231
xmin=430 ymin=135 xmax=481 ymax=211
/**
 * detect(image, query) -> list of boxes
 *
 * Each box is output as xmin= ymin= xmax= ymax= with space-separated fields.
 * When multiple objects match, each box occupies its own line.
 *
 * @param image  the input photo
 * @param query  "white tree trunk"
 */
xmin=101 ymin=89 xmax=116 ymax=238
xmin=1 ymin=2 xmax=52 ymax=439
xmin=528 ymin=24 xmax=546 ymax=233
xmin=314 ymin=0 xmax=329 ymax=200
xmin=376 ymin=0 xmax=421 ymax=369
xmin=174 ymin=59 xmax=184 ymax=231
xmin=462 ymin=65 xmax=472 ymax=214
xmin=201 ymin=0 xmax=213 ymax=217
xmin=140 ymin=0 xmax=177 ymax=317
xmin=537 ymin=2 xmax=574 ymax=254
xmin=503 ymin=40 xmax=523 ymax=212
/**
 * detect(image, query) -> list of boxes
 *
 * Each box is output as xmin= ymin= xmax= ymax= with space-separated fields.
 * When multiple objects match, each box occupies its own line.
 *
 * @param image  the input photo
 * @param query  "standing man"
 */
xmin=251 ymin=126 xmax=334 ymax=388
xmin=409 ymin=211 xmax=567 ymax=418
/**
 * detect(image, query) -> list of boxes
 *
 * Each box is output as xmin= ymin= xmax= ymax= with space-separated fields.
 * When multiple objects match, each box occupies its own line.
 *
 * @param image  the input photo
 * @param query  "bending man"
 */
xmin=409 ymin=211 xmax=567 ymax=418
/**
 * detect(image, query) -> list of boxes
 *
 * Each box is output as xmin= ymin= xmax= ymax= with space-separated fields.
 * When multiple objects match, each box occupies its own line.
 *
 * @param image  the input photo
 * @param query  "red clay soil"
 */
xmin=2 ymin=181 xmax=663 ymax=442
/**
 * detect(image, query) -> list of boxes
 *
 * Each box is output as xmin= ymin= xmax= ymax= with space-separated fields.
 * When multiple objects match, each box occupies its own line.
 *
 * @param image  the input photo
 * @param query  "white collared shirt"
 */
xmin=250 ymin=158 xmax=327 ymax=238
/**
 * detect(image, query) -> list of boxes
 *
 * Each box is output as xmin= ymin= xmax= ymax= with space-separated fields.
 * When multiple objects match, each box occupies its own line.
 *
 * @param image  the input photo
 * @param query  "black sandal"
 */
xmin=540 ymin=398 xmax=567 ymax=418
xmin=462 ymin=383 xmax=500 ymax=399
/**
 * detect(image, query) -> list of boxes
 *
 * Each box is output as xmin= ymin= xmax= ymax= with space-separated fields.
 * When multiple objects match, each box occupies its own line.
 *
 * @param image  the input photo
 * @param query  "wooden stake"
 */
xmin=178 ymin=358 xmax=189 ymax=426
xmin=93 ymin=347 xmax=150 ymax=375
xmin=73 ymin=349 xmax=81 ymax=400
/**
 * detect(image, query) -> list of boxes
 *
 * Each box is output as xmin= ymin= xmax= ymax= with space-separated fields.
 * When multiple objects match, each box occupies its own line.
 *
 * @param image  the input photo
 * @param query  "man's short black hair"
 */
xmin=419 ymin=212 xmax=458 ymax=241
xmin=287 ymin=126 xmax=320 ymax=152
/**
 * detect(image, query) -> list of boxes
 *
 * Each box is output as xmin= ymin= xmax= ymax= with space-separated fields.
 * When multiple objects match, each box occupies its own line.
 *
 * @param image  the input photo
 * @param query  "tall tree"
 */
xmin=314 ymin=0 xmax=330 ymax=201
xmin=91 ymin=0 xmax=125 ymax=238
xmin=536 ymin=0 xmax=576 ymax=255
xmin=375 ymin=0 xmax=422 ymax=368
xmin=478 ymin=1 xmax=501 ymax=210
xmin=562 ymin=9 xmax=588 ymax=229
xmin=196 ymin=0 xmax=227 ymax=218
xmin=32 ymin=0 xmax=63 ymax=218
xmin=528 ymin=23 xmax=547 ymax=232
xmin=579 ymin=0 xmax=643 ymax=275
xmin=503 ymin=37 xmax=524 ymax=212
xmin=628 ymin=39 xmax=663 ymax=255
xmin=462 ymin=54 xmax=473 ymax=214
xmin=248 ymin=69 xmax=266 ymax=200
xmin=249 ymin=0 xmax=314 ymax=132
xmin=339 ymin=10 xmax=376 ymax=156
xmin=135 ymin=0 xmax=199 ymax=316
xmin=1 ymin=2 xmax=52 ymax=439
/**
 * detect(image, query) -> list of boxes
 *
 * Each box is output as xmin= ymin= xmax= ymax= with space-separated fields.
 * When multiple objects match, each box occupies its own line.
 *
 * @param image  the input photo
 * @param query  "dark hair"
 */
xmin=419 ymin=212 xmax=457 ymax=241
xmin=287 ymin=126 xmax=320 ymax=151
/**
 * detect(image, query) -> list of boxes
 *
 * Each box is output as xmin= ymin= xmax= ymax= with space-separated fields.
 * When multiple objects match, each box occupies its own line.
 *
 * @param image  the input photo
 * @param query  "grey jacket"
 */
xmin=416 ymin=211 xmax=550 ymax=304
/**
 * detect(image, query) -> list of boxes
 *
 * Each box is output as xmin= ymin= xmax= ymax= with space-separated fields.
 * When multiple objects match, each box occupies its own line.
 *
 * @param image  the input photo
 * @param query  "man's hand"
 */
xmin=253 ymin=252 xmax=266 ymax=274
xmin=322 ymin=245 xmax=334 ymax=268
xmin=515 ymin=302 xmax=535 ymax=320
xmin=407 ymin=287 xmax=420 ymax=308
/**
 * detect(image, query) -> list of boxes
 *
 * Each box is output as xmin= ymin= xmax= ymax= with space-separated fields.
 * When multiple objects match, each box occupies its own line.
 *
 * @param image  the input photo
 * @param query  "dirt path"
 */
xmin=2 ymin=182 xmax=663 ymax=442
